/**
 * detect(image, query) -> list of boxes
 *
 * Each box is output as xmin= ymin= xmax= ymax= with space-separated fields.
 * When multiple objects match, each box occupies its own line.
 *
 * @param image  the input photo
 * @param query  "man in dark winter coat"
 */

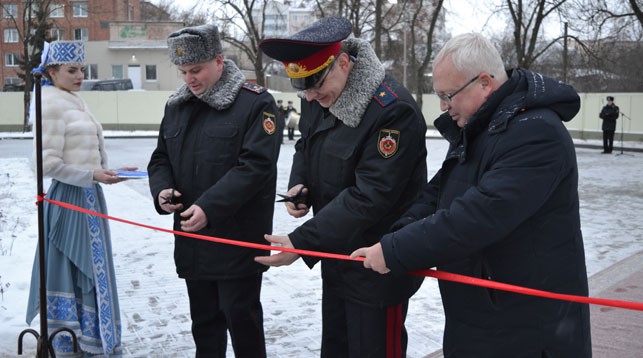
xmin=600 ymin=95 xmax=620 ymax=153
xmin=147 ymin=24 xmax=281 ymax=357
xmin=257 ymin=17 xmax=427 ymax=358
xmin=353 ymin=33 xmax=592 ymax=357
xmin=284 ymin=100 xmax=299 ymax=140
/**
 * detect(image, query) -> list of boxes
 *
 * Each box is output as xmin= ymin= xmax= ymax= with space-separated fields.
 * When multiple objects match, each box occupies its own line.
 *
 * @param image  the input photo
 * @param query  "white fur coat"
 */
xmin=35 ymin=86 xmax=108 ymax=188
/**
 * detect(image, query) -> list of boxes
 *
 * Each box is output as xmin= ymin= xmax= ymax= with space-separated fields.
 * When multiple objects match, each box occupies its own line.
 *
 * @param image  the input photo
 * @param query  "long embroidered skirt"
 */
xmin=26 ymin=180 xmax=122 ymax=356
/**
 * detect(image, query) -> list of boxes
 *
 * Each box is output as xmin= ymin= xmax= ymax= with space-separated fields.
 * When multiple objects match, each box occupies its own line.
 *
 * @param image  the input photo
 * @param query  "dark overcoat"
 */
xmin=288 ymin=56 xmax=428 ymax=306
xmin=381 ymin=69 xmax=592 ymax=357
xmin=148 ymin=61 xmax=281 ymax=280
xmin=600 ymin=103 xmax=619 ymax=131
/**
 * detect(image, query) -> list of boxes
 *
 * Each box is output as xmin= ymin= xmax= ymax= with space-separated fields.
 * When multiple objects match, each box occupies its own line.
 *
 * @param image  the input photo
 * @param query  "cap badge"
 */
xmin=378 ymin=129 xmax=400 ymax=158
xmin=288 ymin=63 xmax=301 ymax=74
xmin=176 ymin=47 xmax=184 ymax=57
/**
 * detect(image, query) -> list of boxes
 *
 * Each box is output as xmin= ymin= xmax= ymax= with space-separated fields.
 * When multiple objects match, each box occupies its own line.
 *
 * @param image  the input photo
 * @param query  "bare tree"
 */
xmin=410 ymin=0 xmax=445 ymax=108
xmin=631 ymin=0 xmax=643 ymax=27
xmin=1 ymin=0 xmax=53 ymax=130
xmin=210 ymin=0 xmax=274 ymax=86
xmin=141 ymin=0 xmax=173 ymax=21
xmin=374 ymin=0 xmax=384 ymax=57
xmin=380 ymin=0 xmax=445 ymax=106
xmin=142 ymin=0 xmax=208 ymax=27
xmin=313 ymin=0 xmax=376 ymax=38
xmin=569 ymin=0 xmax=642 ymax=39
xmin=501 ymin=0 xmax=574 ymax=69
xmin=560 ymin=0 xmax=643 ymax=92
xmin=594 ymin=0 xmax=642 ymax=31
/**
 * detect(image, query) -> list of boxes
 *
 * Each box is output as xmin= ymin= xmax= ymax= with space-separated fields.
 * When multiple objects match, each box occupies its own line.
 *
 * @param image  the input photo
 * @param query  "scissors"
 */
xmin=276 ymin=187 xmax=307 ymax=210
xmin=161 ymin=189 xmax=181 ymax=205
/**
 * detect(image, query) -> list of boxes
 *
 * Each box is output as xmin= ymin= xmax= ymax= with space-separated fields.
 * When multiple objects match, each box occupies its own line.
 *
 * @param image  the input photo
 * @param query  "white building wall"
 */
xmin=3 ymin=92 xmax=642 ymax=141
xmin=85 ymin=41 xmax=183 ymax=92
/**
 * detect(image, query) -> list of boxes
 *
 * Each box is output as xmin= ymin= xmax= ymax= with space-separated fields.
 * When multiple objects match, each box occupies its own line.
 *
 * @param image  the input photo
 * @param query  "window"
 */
xmin=74 ymin=28 xmax=88 ymax=41
xmin=5 ymin=52 xmax=19 ymax=67
xmin=50 ymin=3 xmax=65 ymax=18
xmin=27 ymin=3 xmax=39 ymax=18
xmin=84 ymin=64 xmax=98 ymax=80
xmin=4 ymin=28 xmax=19 ymax=43
xmin=3 ymin=4 xmax=18 ymax=18
xmin=145 ymin=65 xmax=157 ymax=81
xmin=72 ymin=1 xmax=88 ymax=17
xmin=5 ymin=77 xmax=22 ymax=85
xmin=50 ymin=28 xmax=65 ymax=41
xmin=111 ymin=65 xmax=123 ymax=79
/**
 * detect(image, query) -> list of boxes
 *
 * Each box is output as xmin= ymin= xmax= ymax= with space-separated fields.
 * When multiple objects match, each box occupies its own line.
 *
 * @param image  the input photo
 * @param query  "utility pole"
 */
xmin=403 ymin=27 xmax=408 ymax=87
xmin=563 ymin=22 xmax=568 ymax=83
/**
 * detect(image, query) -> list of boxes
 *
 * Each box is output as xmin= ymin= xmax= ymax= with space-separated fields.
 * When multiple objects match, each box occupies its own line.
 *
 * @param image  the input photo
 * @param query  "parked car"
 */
xmin=3 ymin=83 xmax=25 ymax=92
xmin=81 ymin=79 xmax=133 ymax=91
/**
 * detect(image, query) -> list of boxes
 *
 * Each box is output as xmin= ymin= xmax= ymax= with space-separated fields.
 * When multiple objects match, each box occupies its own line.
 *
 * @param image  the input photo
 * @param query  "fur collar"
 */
xmin=167 ymin=59 xmax=246 ymax=110
xmin=42 ymin=86 xmax=89 ymax=114
xmin=330 ymin=38 xmax=385 ymax=128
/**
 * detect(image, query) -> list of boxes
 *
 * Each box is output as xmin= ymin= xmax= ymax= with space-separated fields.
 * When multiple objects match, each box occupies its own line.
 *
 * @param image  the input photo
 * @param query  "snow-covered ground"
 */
xmin=1 ymin=135 xmax=642 ymax=357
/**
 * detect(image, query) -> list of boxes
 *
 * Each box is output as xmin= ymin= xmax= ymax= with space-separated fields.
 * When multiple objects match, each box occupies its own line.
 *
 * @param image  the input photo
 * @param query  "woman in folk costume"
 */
xmin=26 ymin=40 xmax=135 ymax=357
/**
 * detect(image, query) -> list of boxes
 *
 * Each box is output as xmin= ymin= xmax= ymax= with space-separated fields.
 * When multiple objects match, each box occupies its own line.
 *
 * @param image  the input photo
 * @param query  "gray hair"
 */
xmin=434 ymin=33 xmax=508 ymax=81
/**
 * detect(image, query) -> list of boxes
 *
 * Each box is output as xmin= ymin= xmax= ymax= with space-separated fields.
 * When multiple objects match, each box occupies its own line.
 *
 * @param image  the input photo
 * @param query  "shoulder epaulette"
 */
xmin=373 ymin=82 xmax=398 ymax=108
xmin=242 ymin=82 xmax=267 ymax=94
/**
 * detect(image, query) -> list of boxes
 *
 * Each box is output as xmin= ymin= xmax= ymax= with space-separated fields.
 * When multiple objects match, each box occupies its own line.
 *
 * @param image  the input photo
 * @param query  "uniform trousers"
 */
xmin=185 ymin=275 xmax=266 ymax=358
xmin=603 ymin=129 xmax=615 ymax=153
xmin=320 ymin=281 xmax=409 ymax=358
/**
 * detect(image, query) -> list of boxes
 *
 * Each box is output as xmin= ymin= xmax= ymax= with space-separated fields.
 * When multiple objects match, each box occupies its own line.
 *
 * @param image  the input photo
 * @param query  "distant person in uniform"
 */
xmin=599 ymin=96 xmax=620 ymax=154
xmin=147 ymin=23 xmax=281 ymax=357
xmin=285 ymin=100 xmax=299 ymax=140
xmin=257 ymin=16 xmax=427 ymax=358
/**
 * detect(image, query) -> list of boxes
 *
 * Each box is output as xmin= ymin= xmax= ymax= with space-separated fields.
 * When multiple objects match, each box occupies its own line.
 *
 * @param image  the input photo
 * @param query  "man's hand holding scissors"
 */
xmin=276 ymin=184 xmax=309 ymax=218
xmin=159 ymin=188 xmax=183 ymax=213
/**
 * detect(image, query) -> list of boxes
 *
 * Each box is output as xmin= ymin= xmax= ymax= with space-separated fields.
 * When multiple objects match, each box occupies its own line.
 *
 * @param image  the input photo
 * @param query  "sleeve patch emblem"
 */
xmin=378 ymin=129 xmax=400 ymax=158
xmin=263 ymin=112 xmax=276 ymax=135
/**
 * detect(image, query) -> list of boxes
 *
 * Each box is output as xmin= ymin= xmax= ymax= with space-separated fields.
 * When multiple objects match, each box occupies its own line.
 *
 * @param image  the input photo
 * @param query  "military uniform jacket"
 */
xmin=148 ymin=60 xmax=282 ymax=280
xmin=381 ymin=69 xmax=591 ymax=356
xmin=288 ymin=38 xmax=427 ymax=307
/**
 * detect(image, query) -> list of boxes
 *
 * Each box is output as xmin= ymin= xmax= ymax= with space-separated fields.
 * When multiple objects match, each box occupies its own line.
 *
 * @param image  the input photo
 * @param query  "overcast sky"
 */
xmin=152 ymin=0 xmax=506 ymax=37
xmin=444 ymin=0 xmax=505 ymax=36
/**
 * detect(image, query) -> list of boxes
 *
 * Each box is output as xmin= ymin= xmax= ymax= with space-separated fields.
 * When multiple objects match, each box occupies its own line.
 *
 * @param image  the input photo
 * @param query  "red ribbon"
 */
xmin=39 ymin=196 xmax=643 ymax=312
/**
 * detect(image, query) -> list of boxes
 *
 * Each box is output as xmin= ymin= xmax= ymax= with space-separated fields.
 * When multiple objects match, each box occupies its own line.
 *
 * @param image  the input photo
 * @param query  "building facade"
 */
xmin=251 ymin=0 xmax=315 ymax=38
xmin=1 ymin=0 xmax=183 ymax=91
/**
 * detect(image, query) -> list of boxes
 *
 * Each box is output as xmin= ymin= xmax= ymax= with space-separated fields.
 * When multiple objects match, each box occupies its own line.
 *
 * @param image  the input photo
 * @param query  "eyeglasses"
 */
xmin=310 ymin=61 xmax=335 ymax=91
xmin=290 ymin=60 xmax=336 ymax=91
xmin=436 ymin=74 xmax=484 ymax=103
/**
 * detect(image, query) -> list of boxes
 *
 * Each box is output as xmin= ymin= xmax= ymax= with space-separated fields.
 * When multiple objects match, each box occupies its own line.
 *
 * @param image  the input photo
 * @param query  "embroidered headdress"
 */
xmin=42 ymin=41 xmax=86 ymax=67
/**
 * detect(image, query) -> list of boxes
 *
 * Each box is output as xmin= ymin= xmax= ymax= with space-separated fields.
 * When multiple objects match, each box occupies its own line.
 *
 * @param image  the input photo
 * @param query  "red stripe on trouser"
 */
xmin=386 ymin=304 xmax=403 ymax=358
